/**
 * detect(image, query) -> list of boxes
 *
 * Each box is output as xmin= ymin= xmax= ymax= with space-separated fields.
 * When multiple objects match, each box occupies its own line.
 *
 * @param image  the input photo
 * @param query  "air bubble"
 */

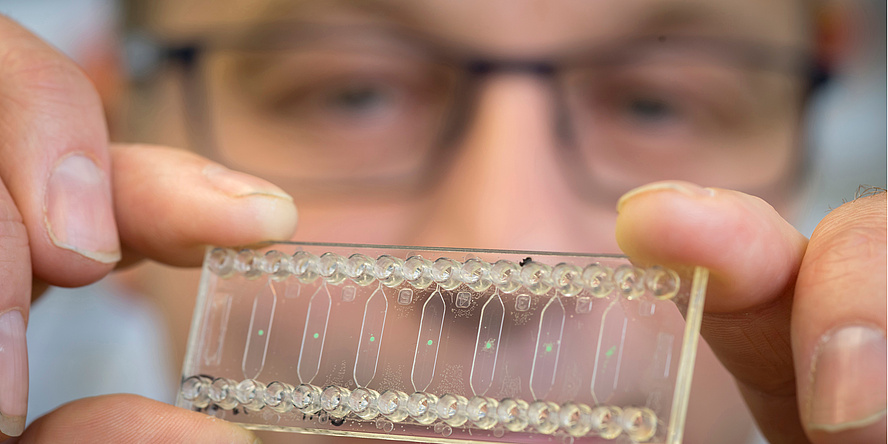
xmin=292 ymin=384 xmax=322 ymax=413
xmin=262 ymin=250 xmax=291 ymax=281
xmin=320 ymin=385 xmax=350 ymax=418
xmin=374 ymin=255 xmax=405 ymax=287
xmin=589 ymin=405 xmax=622 ymax=440
xmin=460 ymin=259 xmax=492 ymax=292
xmin=497 ymin=398 xmax=529 ymax=432
xmin=234 ymin=379 xmax=266 ymax=411
xmin=436 ymin=394 xmax=468 ymax=427
xmin=620 ymin=407 xmax=657 ymax=442
xmin=430 ymin=257 xmax=462 ymax=290
xmin=377 ymin=390 xmax=408 ymax=422
xmin=489 ymin=260 xmax=521 ymax=293
xmin=208 ymin=377 xmax=238 ymax=410
xmin=407 ymin=392 xmax=439 ymax=424
xmin=583 ymin=264 xmax=614 ymax=298
xmin=559 ymin=402 xmax=593 ymax=437
xmin=207 ymin=248 xmax=235 ymax=277
xmin=292 ymin=251 xmax=320 ymax=283
xmin=348 ymin=388 xmax=380 ymax=420
xmin=345 ymin=253 xmax=376 ymax=286
xmin=614 ymin=265 xmax=645 ymax=299
xmin=181 ymin=375 xmax=211 ymax=408
xmin=234 ymin=249 xmax=263 ymax=279
xmin=644 ymin=266 xmax=680 ymax=300
xmin=521 ymin=261 xmax=553 ymax=295
xmin=263 ymin=381 xmax=293 ymax=413
xmin=528 ymin=401 xmax=560 ymax=434
xmin=403 ymin=256 xmax=433 ymax=289
xmin=552 ymin=263 xmax=584 ymax=297
xmin=466 ymin=396 xmax=498 ymax=429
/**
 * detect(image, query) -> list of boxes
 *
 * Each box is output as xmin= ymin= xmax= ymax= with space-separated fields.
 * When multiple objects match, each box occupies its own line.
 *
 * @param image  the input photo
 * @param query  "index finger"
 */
xmin=0 ymin=15 xmax=122 ymax=437
xmin=0 ymin=14 xmax=120 ymax=287
xmin=794 ymin=192 xmax=886 ymax=443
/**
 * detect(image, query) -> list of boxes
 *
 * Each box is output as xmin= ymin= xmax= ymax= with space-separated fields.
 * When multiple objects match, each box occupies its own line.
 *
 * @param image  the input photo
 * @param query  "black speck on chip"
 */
xmin=519 ymin=257 xmax=532 ymax=266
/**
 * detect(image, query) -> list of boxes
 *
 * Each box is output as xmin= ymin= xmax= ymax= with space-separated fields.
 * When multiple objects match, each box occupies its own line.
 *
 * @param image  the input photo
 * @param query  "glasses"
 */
xmin=155 ymin=22 xmax=823 ymax=204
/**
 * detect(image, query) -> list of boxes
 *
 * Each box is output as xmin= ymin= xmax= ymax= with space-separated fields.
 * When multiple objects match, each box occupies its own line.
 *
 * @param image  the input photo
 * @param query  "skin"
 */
xmin=0 ymin=1 xmax=884 ymax=444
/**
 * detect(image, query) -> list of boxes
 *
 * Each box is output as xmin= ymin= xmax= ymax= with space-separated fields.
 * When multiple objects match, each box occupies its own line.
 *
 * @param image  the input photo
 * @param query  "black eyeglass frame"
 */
xmin=136 ymin=21 xmax=829 ymax=202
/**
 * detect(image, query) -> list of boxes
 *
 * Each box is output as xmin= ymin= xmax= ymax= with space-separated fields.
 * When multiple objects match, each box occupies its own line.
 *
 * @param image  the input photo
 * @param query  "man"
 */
xmin=0 ymin=1 xmax=883 ymax=443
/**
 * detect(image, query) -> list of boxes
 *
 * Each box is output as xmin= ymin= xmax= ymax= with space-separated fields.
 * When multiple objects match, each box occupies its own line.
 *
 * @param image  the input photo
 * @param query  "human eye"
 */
xmin=230 ymin=51 xmax=450 ymax=134
xmin=305 ymin=78 xmax=409 ymax=127
xmin=617 ymin=93 xmax=686 ymax=130
xmin=585 ymin=64 xmax=749 ymax=141
xmin=323 ymin=83 xmax=393 ymax=116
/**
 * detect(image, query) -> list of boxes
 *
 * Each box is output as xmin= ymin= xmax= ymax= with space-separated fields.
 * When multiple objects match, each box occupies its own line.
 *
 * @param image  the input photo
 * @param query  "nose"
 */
xmin=401 ymin=74 xmax=619 ymax=253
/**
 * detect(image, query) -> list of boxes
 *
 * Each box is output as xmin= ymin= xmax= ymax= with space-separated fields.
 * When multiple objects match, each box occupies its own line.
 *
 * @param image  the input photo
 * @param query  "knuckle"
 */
xmin=815 ymin=192 xmax=887 ymax=242
xmin=0 ymin=27 xmax=101 ymax=115
xmin=803 ymin=226 xmax=886 ymax=292
xmin=802 ymin=195 xmax=886 ymax=291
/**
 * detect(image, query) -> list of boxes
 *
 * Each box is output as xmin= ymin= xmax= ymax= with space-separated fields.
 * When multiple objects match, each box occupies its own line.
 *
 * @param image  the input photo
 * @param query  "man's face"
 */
xmin=139 ymin=0 xmax=811 ymax=253
xmin=132 ymin=2 xmax=814 ymax=443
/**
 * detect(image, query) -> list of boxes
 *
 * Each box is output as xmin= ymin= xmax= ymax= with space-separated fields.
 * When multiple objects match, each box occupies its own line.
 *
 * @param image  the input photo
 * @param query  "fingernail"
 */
xmin=202 ymin=165 xmax=292 ymax=201
xmin=616 ymin=181 xmax=714 ymax=213
xmin=223 ymin=421 xmax=262 ymax=444
xmin=807 ymin=325 xmax=887 ymax=432
xmin=0 ymin=310 xmax=27 ymax=437
xmin=45 ymin=154 xmax=121 ymax=263
xmin=233 ymin=428 xmax=262 ymax=444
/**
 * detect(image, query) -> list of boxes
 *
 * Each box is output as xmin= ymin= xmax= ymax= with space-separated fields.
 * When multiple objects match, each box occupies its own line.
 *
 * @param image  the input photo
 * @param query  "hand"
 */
xmin=616 ymin=181 xmax=886 ymax=443
xmin=0 ymin=15 xmax=296 ymax=441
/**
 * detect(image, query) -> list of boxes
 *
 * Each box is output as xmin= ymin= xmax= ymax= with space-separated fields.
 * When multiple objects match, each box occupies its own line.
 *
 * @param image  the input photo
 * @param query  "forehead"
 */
xmin=146 ymin=0 xmax=811 ymax=51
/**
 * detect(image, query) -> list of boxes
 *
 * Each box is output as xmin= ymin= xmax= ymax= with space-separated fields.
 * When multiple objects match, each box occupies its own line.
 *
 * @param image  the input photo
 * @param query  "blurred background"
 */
xmin=0 ymin=0 xmax=884 ymax=441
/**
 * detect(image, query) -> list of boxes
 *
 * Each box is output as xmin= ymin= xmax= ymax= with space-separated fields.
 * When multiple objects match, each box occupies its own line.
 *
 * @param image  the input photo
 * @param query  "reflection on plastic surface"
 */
xmin=298 ymin=284 xmax=331 ymax=384
xmin=241 ymin=281 xmax=277 ymax=379
xmin=412 ymin=289 xmax=446 ymax=393
xmin=530 ymin=296 xmax=565 ymax=400
xmin=470 ymin=292 xmax=504 ymax=396
xmin=354 ymin=286 xmax=388 ymax=387
xmin=179 ymin=242 xmax=708 ymax=444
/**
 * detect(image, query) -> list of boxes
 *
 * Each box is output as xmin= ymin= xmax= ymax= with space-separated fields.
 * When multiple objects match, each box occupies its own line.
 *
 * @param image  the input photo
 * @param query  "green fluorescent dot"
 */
xmin=370 ymin=335 xmax=376 ymax=342
xmin=605 ymin=346 xmax=616 ymax=357
xmin=485 ymin=341 xmax=492 ymax=350
xmin=313 ymin=333 xmax=320 ymax=339
xmin=257 ymin=329 xmax=264 ymax=336
xmin=545 ymin=344 xmax=553 ymax=353
xmin=427 ymin=339 xmax=434 ymax=346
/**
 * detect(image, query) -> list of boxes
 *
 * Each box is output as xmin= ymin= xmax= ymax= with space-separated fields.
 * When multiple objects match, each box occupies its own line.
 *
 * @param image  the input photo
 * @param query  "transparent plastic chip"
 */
xmin=178 ymin=242 xmax=709 ymax=444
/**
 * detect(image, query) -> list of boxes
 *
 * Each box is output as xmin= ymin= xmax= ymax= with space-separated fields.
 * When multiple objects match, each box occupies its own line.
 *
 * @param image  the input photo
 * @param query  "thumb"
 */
xmin=14 ymin=394 xmax=260 ymax=444
xmin=615 ymin=181 xmax=809 ymax=443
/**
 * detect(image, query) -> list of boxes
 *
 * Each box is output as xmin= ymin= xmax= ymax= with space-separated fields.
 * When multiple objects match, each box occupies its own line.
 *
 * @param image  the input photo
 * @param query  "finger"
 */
xmin=794 ymin=192 xmax=886 ymax=443
xmin=615 ymin=181 xmax=809 ymax=443
xmin=13 ymin=394 xmax=260 ymax=444
xmin=0 ymin=183 xmax=29 ymax=438
xmin=0 ymin=15 xmax=120 ymax=288
xmin=112 ymin=144 xmax=298 ymax=267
